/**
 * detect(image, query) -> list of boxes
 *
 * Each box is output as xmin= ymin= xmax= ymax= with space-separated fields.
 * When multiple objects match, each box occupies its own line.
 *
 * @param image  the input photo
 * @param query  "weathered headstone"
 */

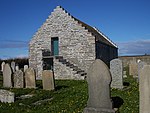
xmin=11 ymin=61 xmax=15 ymax=72
xmin=110 ymin=59 xmax=123 ymax=89
xmin=15 ymin=65 xmax=19 ymax=71
xmin=0 ymin=89 xmax=14 ymax=103
xmin=137 ymin=61 xmax=146 ymax=82
xmin=139 ymin=65 xmax=150 ymax=113
xmin=14 ymin=70 xmax=24 ymax=88
xmin=24 ymin=65 xmax=28 ymax=72
xmin=25 ymin=68 xmax=36 ymax=88
xmin=84 ymin=59 xmax=115 ymax=113
xmin=3 ymin=63 xmax=12 ymax=88
xmin=1 ymin=61 xmax=5 ymax=72
xmin=129 ymin=60 xmax=138 ymax=77
xmin=42 ymin=70 xmax=55 ymax=90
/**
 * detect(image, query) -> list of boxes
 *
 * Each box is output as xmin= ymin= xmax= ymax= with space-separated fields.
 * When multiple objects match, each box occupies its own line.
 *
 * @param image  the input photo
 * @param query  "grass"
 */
xmin=0 ymin=69 xmax=139 ymax=113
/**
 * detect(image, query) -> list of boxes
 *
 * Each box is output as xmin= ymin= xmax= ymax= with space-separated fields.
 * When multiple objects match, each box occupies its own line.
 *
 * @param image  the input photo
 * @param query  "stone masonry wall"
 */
xmin=119 ymin=55 xmax=150 ymax=67
xmin=29 ymin=6 xmax=95 ymax=79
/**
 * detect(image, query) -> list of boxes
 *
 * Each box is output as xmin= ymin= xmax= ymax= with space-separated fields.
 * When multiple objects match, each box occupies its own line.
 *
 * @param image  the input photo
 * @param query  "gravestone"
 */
xmin=25 ymin=68 xmax=36 ymax=88
xmin=0 ymin=89 xmax=14 ymax=103
xmin=129 ymin=60 xmax=138 ymax=77
xmin=1 ymin=61 xmax=5 ymax=72
xmin=110 ymin=59 xmax=123 ymax=89
xmin=24 ymin=65 xmax=28 ymax=72
xmin=11 ymin=61 xmax=15 ymax=72
xmin=42 ymin=70 xmax=55 ymax=90
xmin=139 ymin=65 xmax=150 ymax=113
xmin=15 ymin=65 xmax=19 ymax=71
xmin=14 ymin=70 xmax=24 ymax=88
xmin=137 ymin=61 xmax=146 ymax=82
xmin=3 ymin=63 xmax=12 ymax=88
xmin=84 ymin=59 xmax=115 ymax=113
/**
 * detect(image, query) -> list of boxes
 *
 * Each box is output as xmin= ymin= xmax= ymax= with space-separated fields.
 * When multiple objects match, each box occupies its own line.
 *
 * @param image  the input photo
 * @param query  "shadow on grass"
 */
xmin=112 ymin=96 xmax=124 ymax=108
xmin=55 ymin=85 xmax=69 ymax=91
xmin=123 ymin=82 xmax=130 ymax=86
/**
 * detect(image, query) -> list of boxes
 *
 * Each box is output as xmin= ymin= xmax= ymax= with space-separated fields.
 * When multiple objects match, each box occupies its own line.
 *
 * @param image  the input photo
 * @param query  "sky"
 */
xmin=0 ymin=0 xmax=150 ymax=59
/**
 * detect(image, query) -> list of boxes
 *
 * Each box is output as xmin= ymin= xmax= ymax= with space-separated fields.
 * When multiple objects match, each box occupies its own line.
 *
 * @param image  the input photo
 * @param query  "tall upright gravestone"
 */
xmin=137 ymin=61 xmax=146 ymax=81
xmin=1 ymin=62 xmax=5 ymax=72
xmin=84 ymin=59 xmax=115 ymax=113
xmin=25 ymin=68 xmax=36 ymax=88
xmin=11 ymin=61 xmax=15 ymax=73
xmin=14 ymin=70 xmax=24 ymax=88
xmin=110 ymin=59 xmax=123 ymax=89
xmin=139 ymin=65 xmax=150 ymax=113
xmin=129 ymin=60 xmax=138 ymax=77
xmin=3 ymin=63 xmax=12 ymax=88
xmin=42 ymin=70 xmax=55 ymax=90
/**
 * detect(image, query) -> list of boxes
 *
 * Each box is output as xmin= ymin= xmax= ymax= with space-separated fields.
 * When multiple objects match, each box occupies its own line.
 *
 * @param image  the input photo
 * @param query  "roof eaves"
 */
xmin=93 ymin=27 xmax=118 ymax=48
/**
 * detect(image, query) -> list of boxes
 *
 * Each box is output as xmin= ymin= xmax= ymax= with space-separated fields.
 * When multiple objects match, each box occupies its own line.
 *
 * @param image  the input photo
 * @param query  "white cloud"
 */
xmin=117 ymin=39 xmax=150 ymax=56
xmin=0 ymin=40 xmax=29 ymax=49
xmin=17 ymin=54 xmax=28 ymax=58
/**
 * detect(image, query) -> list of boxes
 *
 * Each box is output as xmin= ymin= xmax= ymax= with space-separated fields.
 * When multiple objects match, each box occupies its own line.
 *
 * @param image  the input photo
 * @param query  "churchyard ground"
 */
xmin=0 ymin=66 xmax=139 ymax=113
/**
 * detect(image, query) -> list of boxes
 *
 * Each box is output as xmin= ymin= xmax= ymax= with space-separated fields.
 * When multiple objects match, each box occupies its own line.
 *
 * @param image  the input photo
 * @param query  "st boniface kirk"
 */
xmin=29 ymin=6 xmax=118 ymax=80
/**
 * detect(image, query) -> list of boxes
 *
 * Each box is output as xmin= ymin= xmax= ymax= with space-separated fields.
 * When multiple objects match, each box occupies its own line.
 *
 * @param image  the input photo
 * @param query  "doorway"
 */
xmin=51 ymin=37 xmax=59 ymax=56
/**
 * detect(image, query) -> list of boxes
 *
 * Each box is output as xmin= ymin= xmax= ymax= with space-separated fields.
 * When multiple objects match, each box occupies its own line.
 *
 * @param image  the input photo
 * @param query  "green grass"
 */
xmin=0 ymin=70 xmax=139 ymax=113
xmin=111 ymin=76 xmax=139 ymax=113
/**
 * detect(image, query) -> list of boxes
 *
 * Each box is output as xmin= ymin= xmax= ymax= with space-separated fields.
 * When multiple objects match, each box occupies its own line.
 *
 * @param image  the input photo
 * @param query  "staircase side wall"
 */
xmin=53 ymin=58 xmax=84 ymax=80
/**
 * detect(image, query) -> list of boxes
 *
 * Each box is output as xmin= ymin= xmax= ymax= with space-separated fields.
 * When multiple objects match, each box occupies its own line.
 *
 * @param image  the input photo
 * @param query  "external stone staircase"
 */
xmin=54 ymin=56 xmax=87 ymax=80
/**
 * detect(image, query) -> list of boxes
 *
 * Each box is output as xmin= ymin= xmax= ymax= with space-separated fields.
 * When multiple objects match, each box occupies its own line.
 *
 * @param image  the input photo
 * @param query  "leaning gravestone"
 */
xmin=0 ymin=89 xmax=14 ymax=103
xmin=129 ymin=60 xmax=138 ymax=77
xmin=139 ymin=65 xmax=150 ymax=113
xmin=3 ymin=63 xmax=12 ymax=88
xmin=1 ymin=61 xmax=5 ymax=72
xmin=42 ymin=70 xmax=55 ymax=90
xmin=25 ymin=68 xmax=36 ymax=88
xmin=24 ymin=65 xmax=28 ymax=72
xmin=14 ymin=70 xmax=24 ymax=88
xmin=11 ymin=61 xmax=15 ymax=73
xmin=84 ymin=59 xmax=115 ymax=113
xmin=110 ymin=59 xmax=123 ymax=89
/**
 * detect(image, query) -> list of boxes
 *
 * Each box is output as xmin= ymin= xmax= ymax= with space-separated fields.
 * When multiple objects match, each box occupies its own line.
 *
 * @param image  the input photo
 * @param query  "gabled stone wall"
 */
xmin=29 ymin=6 xmax=95 ymax=79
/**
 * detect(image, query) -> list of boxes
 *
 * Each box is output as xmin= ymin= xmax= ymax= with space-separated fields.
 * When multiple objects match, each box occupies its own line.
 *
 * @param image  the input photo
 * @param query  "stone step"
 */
xmin=65 ymin=62 xmax=72 ymax=66
xmin=72 ymin=66 xmax=79 ymax=71
xmin=56 ymin=56 xmax=87 ymax=78
xmin=59 ymin=59 xmax=67 ymax=63
xmin=69 ymin=64 xmax=75 ymax=68
xmin=55 ymin=56 xmax=63 ymax=59
xmin=76 ymin=70 xmax=84 ymax=74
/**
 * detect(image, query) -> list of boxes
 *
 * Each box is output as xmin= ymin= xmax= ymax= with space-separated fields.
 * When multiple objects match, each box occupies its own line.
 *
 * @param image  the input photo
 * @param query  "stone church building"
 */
xmin=29 ymin=6 xmax=118 ymax=80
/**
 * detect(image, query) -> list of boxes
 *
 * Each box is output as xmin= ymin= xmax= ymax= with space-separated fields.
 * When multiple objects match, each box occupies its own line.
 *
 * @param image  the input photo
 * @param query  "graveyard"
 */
xmin=0 ymin=60 xmax=139 ymax=113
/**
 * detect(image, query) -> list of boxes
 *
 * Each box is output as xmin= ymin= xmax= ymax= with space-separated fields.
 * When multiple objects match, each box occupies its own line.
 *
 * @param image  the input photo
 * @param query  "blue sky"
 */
xmin=0 ymin=0 xmax=150 ymax=59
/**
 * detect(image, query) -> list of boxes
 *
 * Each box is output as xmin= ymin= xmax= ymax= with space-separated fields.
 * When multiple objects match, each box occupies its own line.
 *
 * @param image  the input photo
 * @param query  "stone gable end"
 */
xmin=29 ymin=6 xmax=96 ymax=79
